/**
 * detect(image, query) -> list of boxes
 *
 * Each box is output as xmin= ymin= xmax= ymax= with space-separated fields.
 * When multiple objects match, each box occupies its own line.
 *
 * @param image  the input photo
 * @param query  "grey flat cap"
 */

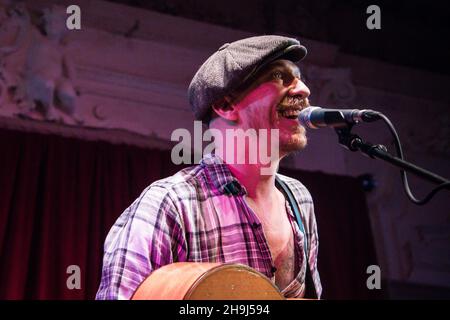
xmin=188 ymin=35 xmax=307 ymax=122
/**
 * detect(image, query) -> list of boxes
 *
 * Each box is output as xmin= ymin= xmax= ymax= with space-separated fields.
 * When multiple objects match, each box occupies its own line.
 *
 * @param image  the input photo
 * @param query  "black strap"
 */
xmin=275 ymin=176 xmax=317 ymax=299
xmin=275 ymin=176 xmax=308 ymax=256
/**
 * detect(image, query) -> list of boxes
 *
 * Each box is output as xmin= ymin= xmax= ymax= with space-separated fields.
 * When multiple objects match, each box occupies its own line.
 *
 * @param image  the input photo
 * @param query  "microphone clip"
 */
xmin=335 ymin=125 xmax=361 ymax=152
xmin=335 ymin=124 xmax=388 ymax=159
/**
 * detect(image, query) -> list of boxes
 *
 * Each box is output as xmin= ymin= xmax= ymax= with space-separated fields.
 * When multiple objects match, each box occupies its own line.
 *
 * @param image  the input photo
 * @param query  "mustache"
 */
xmin=277 ymin=96 xmax=310 ymax=111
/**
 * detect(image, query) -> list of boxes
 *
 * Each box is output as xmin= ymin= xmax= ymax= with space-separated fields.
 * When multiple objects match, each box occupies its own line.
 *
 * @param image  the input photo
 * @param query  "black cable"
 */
xmin=377 ymin=112 xmax=450 ymax=205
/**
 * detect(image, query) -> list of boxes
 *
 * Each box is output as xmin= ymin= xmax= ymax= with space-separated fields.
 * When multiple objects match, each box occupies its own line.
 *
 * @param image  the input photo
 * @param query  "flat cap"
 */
xmin=188 ymin=35 xmax=307 ymax=122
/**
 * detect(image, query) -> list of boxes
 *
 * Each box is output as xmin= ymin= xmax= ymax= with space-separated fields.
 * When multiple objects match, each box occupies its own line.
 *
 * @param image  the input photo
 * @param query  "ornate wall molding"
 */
xmin=0 ymin=3 xmax=83 ymax=123
xmin=0 ymin=1 xmax=356 ymax=143
xmin=305 ymin=65 xmax=356 ymax=106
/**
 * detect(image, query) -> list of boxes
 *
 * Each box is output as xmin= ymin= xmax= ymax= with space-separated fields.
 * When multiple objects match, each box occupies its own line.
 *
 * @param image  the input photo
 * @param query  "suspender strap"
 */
xmin=275 ymin=176 xmax=317 ymax=299
xmin=275 ymin=176 xmax=308 ymax=255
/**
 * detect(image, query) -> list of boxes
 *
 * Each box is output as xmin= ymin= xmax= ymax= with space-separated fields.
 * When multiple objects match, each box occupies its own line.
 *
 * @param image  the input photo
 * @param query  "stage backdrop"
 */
xmin=0 ymin=128 xmax=381 ymax=299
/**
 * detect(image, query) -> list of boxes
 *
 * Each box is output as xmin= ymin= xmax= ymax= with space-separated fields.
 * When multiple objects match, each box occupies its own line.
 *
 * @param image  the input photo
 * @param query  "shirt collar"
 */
xmin=200 ymin=153 xmax=247 ymax=196
xmin=200 ymin=154 xmax=295 ymax=218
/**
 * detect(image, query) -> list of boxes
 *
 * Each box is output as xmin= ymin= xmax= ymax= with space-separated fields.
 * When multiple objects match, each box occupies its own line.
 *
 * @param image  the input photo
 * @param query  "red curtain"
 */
xmin=0 ymin=128 xmax=380 ymax=299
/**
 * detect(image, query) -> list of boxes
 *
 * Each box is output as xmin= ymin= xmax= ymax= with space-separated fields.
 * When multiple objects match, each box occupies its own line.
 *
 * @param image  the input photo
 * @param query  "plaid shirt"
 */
xmin=96 ymin=153 xmax=322 ymax=299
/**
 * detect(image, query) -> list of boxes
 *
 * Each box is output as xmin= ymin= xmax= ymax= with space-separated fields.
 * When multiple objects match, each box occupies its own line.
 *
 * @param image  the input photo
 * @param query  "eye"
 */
xmin=272 ymin=70 xmax=283 ymax=80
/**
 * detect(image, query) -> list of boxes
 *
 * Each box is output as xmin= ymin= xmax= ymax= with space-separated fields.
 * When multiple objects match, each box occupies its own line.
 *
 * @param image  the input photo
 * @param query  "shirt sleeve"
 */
xmin=95 ymin=185 xmax=186 ymax=300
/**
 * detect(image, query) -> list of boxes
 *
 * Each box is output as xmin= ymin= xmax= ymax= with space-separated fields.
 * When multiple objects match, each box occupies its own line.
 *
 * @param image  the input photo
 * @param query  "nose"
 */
xmin=288 ymin=78 xmax=310 ymax=99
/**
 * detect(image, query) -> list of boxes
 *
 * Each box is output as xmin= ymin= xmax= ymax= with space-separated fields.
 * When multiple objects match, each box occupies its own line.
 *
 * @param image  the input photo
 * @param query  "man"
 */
xmin=96 ymin=35 xmax=322 ymax=299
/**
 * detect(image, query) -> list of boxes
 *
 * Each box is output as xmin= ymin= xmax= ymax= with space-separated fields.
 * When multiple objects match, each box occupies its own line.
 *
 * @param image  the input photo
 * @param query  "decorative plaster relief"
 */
xmin=305 ymin=65 xmax=356 ymax=107
xmin=0 ymin=3 xmax=82 ymax=123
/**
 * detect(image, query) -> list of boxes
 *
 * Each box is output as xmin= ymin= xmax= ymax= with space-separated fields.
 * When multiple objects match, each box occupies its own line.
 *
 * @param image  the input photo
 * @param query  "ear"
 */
xmin=211 ymin=96 xmax=239 ymax=121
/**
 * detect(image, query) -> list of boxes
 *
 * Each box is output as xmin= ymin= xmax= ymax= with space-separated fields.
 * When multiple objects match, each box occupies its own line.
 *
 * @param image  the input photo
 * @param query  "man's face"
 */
xmin=230 ymin=59 xmax=310 ymax=155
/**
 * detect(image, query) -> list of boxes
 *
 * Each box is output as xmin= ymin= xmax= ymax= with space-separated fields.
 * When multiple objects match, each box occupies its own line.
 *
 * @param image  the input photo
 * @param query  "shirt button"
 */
xmin=271 ymin=266 xmax=277 ymax=273
xmin=252 ymin=222 xmax=260 ymax=229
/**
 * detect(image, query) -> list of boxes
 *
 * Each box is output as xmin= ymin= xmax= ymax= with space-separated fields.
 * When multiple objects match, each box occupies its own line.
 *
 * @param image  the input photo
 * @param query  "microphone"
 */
xmin=299 ymin=106 xmax=381 ymax=129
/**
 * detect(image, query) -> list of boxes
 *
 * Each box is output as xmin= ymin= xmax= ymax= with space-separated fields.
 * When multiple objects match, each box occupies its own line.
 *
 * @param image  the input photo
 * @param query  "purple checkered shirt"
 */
xmin=96 ymin=153 xmax=322 ymax=299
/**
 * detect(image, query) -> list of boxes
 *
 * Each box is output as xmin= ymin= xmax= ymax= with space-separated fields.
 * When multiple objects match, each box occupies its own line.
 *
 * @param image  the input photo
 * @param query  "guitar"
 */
xmin=131 ymin=262 xmax=285 ymax=300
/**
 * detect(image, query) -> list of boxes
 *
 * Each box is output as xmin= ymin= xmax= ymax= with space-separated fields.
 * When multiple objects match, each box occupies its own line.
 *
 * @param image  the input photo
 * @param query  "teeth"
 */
xmin=278 ymin=109 xmax=300 ymax=118
xmin=287 ymin=96 xmax=301 ymax=105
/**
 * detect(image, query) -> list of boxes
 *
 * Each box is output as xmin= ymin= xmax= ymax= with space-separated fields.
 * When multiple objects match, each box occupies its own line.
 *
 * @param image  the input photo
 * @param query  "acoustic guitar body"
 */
xmin=132 ymin=262 xmax=284 ymax=300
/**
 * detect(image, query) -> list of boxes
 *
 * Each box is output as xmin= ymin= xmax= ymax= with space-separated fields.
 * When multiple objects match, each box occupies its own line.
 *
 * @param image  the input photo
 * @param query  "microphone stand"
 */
xmin=335 ymin=125 xmax=450 ymax=187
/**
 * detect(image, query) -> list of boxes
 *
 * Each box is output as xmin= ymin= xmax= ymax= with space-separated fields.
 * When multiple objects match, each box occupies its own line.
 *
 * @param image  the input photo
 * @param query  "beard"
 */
xmin=279 ymin=124 xmax=307 ymax=155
